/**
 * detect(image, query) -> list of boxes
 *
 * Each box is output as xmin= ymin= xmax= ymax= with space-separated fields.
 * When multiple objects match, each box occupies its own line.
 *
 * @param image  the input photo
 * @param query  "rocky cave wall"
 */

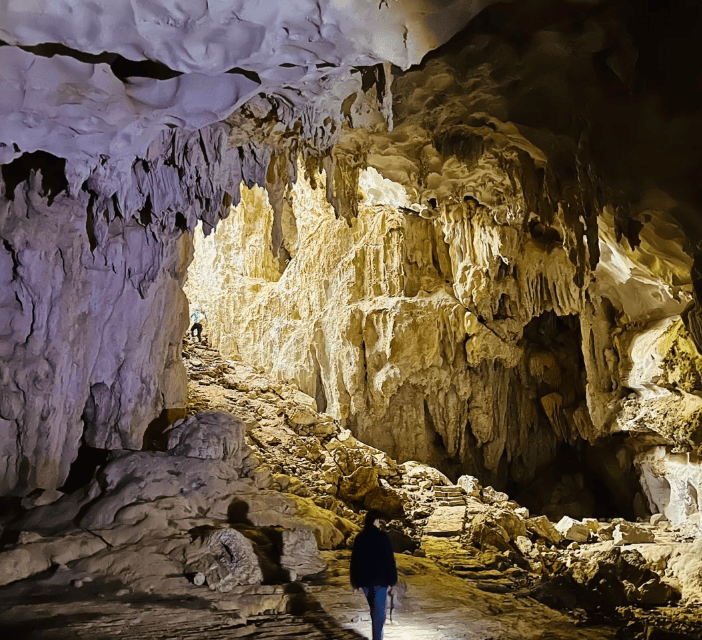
xmin=2 ymin=0 xmax=702 ymax=533
xmin=0 ymin=0 xmax=491 ymax=497
xmin=0 ymin=152 xmax=190 ymax=495
xmin=184 ymin=0 xmax=702 ymax=525
xmin=185 ymin=150 xmax=702 ymax=523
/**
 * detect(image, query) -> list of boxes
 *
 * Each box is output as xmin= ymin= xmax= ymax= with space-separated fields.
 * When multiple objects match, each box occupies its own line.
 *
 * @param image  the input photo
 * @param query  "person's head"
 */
xmin=364 ymin=510 xmax=383 ymax=529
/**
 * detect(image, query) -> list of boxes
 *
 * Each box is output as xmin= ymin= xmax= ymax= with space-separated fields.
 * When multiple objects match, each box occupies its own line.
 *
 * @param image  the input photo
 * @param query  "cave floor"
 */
xmin=0 ymin=550 xmax=616 ymax=640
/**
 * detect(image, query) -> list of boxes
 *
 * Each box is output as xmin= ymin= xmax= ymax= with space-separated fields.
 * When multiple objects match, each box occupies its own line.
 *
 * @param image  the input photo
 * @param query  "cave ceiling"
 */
xmin=2 ymin=0 xmax=701 ymax=247
xmin=3 ymin=0 xmax=701 ymax=301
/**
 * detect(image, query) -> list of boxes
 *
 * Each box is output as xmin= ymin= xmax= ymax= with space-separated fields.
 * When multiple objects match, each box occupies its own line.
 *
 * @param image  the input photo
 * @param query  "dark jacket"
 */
xmin=350 ymin=524 xmax=398 ymax=588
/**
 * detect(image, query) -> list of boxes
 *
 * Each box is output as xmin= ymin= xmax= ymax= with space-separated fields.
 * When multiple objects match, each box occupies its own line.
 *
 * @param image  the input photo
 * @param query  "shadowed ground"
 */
xmin=0 ymin=550 xmax=616 ymax=640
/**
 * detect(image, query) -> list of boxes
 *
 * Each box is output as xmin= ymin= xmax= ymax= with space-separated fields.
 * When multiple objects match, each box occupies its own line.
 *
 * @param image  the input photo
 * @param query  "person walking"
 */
xmin=350 ymin=510 xmax=398 ymax=640
xmin=190 ymin=308 xmax=206 ymax=342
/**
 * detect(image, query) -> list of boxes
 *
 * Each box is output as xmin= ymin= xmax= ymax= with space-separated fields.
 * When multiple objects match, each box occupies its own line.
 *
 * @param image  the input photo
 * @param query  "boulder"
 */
xmin=339 ymin=467 xmax=379 ymax=502
xmin=399 ymin=461 xmax=451 ymax=487
xmin=613 ymin=522 xmax=655 ymax=546
xmin=0 ymin=532 xmax=107 ymax=587
xmin=165 ymin=412 xmax=248 ymax=469
xmin=364 ymin=483 xmax=406 ymax=518
xmin=492 ymin=508 xmax=527 ymax=540
xmin=515 ymin=535 xmax=535 ymax=557
xmin=185 ymin=528 xmax=263 ymax=592
xmin=466 ymin=514 xmax=512 ymax=552
xmin=514 ymin=507 xmax=530 ymax=519
xmin=650 ymin=513 xmax=668 ymax=526
xmin=276 ymin=528 xmax=326 ymax=579
xmin=312 ymin=418 xmax=337 ymax=438
xmin=78 ymin=452 xmax=250 ymax=531
xmin=668 ymin=538 xmax=702 ymax=602
xmin=568 ymin=547 xmax=679 ymax=607
xmin=681 ymin=513 xmax=702 ymax=538
xmin=285 ymin=495 xmax=358 ymax=549
xmin=456 ymin=475 xmax=482 ymax=498
xmin=582 ymin=518 xmax=601 ymax=532
xmin=526 ymin=515 xmax=563 ymax=545
xmin=251 ymin=464 xmax=273 ymax=489
xmin=481 ymin=486 xmax=510 ymax=504
xmin=597 ymin=522 xmax=615 ymax=541
xmin=555 ymin=516 xmax=590 ymax=543
xmin=20 ymin=489 xmax=64 ymax=510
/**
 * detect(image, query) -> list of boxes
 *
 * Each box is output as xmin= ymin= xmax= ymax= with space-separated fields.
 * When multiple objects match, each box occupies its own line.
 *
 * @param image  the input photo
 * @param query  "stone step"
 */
xmin=434 ymin=486 xmax=465 ymax=495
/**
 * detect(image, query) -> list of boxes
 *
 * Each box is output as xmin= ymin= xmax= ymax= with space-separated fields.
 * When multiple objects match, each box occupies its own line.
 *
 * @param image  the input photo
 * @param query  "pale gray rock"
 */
xmin=78 ymin=451 xmax=251 ymax=531
xmin=165 ymin=412 xmax=248 ymax=468
xmin=668 ymin=539 xmax=702 ymax=602
xmin=186 ymin=528 xmax=263 ymax=592
xmin=555 ymin=516 xmax=590 ymax=543
xmin=0 ymin=178 xmax=189 ymax=495
xmin=20 ymin=489 xmax=64 ymax=510
xmin=0 ymin=532 xmax=107 ymax=587
xmin=680 ymin=513 xmax=702 ymax=538
xmin=277 ymin=528 xmax=326 ymax=579
xmin=456 ymin=475 xmax=482 ymax=498
xmin=613 ymin=522 xmax=655 ymax=546
xmin=650 ymin=513 xmax=668 ymax=525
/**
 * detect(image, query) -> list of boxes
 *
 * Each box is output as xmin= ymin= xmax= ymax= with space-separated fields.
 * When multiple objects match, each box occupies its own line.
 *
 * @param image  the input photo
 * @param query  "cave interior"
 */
xmin=2 ymin=0 xmax=702 ymax=637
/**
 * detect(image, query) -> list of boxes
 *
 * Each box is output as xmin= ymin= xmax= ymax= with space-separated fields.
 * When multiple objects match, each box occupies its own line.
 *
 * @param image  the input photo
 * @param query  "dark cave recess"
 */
xmin=512 ymin=436 xmax=646 ymax=522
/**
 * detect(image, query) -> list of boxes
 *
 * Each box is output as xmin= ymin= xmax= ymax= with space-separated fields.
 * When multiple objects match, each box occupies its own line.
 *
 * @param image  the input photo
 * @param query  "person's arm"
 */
xmin=384 ymin=534 xmax=398 ymax=586
xmin=350 ymin=541 xmax=359 ymax=589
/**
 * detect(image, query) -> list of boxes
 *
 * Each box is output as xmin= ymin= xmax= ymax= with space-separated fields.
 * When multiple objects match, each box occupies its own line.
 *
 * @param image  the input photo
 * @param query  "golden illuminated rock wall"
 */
xmin=186 ymin=157 xmax=697 ymax=495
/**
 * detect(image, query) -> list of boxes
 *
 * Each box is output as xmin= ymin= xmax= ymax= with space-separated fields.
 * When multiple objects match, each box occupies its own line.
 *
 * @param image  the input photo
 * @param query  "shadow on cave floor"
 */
xmin=0 ymin=551 xmax=623 ymax=640
xmin=0 ymin=571 xmax=369 ymax=640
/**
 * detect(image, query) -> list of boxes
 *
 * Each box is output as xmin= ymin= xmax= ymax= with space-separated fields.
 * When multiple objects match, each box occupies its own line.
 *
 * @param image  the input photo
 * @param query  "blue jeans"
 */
xmin=362 ymin=586 xmax=388 ymax=640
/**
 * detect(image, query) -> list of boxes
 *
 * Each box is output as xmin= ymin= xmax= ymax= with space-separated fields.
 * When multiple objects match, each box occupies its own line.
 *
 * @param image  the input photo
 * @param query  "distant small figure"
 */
xmin=190 ymin=308 xmax=206 ymax=342
xmin=350 ymin=510 xmax=398 ymax=640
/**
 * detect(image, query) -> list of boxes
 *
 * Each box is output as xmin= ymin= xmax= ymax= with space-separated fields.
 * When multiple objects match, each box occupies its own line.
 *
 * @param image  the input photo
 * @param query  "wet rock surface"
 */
xmin=1 ymin=341 xmax=701 ymax=639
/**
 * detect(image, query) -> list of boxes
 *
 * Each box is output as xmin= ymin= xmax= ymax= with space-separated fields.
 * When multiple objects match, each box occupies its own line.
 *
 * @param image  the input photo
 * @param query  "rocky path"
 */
xmin=2 ymin=340 xmax=700 ymax=639
xmin=0 ymin=551 xmax=615 ymax=640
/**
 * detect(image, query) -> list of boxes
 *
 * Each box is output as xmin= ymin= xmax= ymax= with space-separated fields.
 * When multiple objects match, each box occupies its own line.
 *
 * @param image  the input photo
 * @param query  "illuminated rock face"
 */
xmin=185 ymin=159 xmax=698 ymax=516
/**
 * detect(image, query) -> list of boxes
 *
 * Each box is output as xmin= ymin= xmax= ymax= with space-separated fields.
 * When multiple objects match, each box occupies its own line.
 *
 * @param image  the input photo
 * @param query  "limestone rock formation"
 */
xmin=185 ymin=528 xmax=263 ymax=592
xmin=185 ymin=160 xmax=702 ymax=519
xmin=0 ymin=0 xmax=701 ymax=544
xmin=165 ymin=411 xmax=248 ymax=467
